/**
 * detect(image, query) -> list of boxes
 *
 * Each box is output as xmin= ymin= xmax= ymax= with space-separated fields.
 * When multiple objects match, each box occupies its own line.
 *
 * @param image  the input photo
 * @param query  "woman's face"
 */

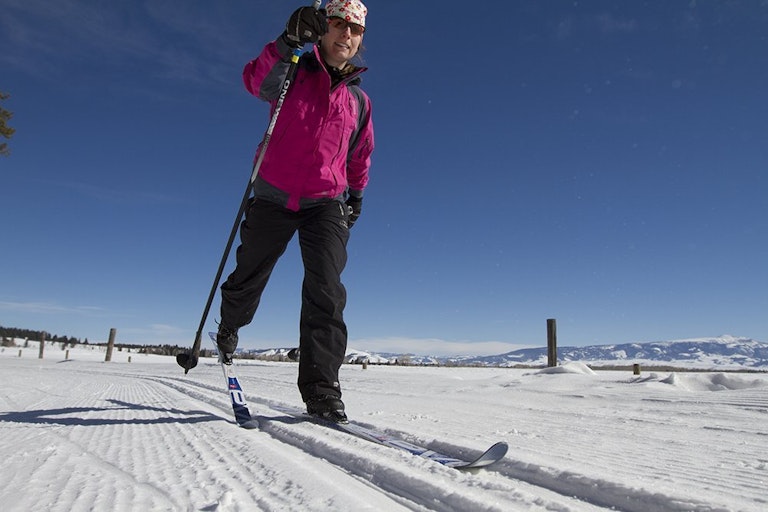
xmin=319 ymin=17 xmax=364 ymax=68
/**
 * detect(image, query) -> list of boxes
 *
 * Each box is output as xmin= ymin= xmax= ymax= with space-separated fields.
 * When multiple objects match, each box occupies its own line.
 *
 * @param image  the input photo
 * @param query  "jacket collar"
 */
xmin=310 ymin=45 xmax=367 ymax=88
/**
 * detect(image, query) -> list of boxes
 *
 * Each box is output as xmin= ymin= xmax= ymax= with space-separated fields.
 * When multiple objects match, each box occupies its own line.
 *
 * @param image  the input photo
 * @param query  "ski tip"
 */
xmin=490 ymin=441 xmax=509 ymax=458
xmin=455 ymin=441 xmax=509 ymax=470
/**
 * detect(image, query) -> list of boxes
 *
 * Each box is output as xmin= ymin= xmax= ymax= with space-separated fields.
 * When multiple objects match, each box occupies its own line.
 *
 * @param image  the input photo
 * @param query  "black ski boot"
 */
xmin=306 ymin=395 xmax=348 ymax=424
xmin=216 ymin=325 xmax=238 ymax=364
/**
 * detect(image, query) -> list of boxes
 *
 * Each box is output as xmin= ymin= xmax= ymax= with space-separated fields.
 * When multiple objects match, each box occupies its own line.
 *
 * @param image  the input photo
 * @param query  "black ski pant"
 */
xmin=220 ymin=198 xmax=350 ymax=402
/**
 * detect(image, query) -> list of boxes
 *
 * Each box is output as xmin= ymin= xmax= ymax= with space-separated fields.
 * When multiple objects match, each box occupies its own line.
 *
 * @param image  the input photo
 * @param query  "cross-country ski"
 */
xmin=209 ymin=332 xmax=508 ymax=469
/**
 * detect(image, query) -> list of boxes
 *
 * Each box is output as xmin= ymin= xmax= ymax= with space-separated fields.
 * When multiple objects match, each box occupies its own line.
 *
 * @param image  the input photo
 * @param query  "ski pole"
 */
xmin=177 ymin=0 xmax=323 ymax=373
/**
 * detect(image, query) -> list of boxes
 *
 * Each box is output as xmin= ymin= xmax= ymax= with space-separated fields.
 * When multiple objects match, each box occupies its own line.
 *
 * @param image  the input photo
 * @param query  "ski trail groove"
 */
xmin=4 ymin=358 xmax=764 ymax=511
xmin=132 ymin=365 xmax=603 ymax=511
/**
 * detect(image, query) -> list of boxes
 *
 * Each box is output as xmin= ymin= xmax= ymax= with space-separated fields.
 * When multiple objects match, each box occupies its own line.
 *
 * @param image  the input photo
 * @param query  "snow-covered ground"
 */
xmin=1 ymin=342 xmax=766 ymax=511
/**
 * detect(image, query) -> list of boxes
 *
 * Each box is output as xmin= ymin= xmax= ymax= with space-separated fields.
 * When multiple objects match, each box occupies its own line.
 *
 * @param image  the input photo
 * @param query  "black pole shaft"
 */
xmin=179 ymin=43 xmax=306 ymax=373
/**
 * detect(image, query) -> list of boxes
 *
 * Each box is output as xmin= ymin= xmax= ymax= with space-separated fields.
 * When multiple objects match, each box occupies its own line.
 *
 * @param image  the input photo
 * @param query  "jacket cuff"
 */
xmin=276 ymin=32 xmax=300 ymax=59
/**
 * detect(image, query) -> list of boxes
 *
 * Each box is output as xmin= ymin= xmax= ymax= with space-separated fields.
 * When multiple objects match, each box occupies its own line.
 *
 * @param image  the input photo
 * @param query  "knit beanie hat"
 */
xmin=325 ymin=0 xmax=367 ymax=28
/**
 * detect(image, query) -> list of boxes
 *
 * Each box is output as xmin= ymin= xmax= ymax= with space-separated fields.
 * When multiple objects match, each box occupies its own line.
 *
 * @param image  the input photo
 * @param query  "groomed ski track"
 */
xmin=1 ymin=353 xmax=766 ymax=511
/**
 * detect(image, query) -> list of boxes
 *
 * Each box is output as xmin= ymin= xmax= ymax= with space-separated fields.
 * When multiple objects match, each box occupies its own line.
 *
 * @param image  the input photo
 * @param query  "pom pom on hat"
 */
xmin=325 ymin=0 xmax=367 ymax=28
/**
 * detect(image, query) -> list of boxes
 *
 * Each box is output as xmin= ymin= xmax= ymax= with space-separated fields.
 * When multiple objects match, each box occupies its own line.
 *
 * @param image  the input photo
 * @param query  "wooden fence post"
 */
xmin=547 ymin=319 xmax=557 ymax=367
xmin=105 ymin=328 xmax=116 ymax=362
xmin=38 ymin=332 xmax=45 ymax=359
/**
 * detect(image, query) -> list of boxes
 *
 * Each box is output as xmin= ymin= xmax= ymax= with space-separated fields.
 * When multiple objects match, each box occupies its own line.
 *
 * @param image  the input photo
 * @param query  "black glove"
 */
xmin=346 ymin=196 xmax=362 ymax=228
xmin=285 ymin=6 xmax=327 ymax=46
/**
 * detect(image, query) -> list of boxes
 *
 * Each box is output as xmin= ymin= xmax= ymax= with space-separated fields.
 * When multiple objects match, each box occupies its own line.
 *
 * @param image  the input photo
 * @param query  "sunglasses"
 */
xmin=328 ymin=17 xmax=365 ymax=36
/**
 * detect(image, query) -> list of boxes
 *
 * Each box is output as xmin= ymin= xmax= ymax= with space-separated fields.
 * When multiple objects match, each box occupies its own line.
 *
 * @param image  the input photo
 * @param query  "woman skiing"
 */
xmin=216 ymin=0 xmax=373 ymax=423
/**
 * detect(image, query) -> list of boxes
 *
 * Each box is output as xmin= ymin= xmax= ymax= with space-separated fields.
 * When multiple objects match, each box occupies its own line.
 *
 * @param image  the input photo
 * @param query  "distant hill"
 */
xmin=236 ymin=335 xmax=767 ymax=370
xmin=345 ymin=335 xmax=768 ymax=369
xmin=475 ymin=335 xmax=767 ymax=369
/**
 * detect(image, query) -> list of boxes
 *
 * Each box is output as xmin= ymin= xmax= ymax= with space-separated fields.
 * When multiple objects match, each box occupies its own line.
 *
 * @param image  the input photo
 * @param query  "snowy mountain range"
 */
xmin=442 ymin=335 xmax=768 ymax=370
xmin=244 ymin=335 xmax=768 ymax=370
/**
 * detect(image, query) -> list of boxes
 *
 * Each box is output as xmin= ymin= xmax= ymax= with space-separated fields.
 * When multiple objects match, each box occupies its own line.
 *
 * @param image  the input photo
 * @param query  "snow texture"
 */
xmin=1 ymin=341 xmax=767 ymax=511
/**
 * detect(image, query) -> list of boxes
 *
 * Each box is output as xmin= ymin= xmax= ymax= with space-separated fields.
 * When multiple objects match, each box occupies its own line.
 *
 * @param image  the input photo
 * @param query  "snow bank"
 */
xmin=537 ymin=362 xmax=597 ymax=375
xmin=659 ymin=372 xmax=768 ymax=391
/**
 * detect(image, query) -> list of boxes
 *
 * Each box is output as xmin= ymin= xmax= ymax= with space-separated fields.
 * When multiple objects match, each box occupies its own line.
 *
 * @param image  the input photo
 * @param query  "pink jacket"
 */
xmin=243 ymin=38 xmax=374 ymax=211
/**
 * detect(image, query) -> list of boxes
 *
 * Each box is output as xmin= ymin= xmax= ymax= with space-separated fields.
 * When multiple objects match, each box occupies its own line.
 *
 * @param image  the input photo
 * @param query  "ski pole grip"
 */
xmin=291 ymin=1 xmax=322 ymax=64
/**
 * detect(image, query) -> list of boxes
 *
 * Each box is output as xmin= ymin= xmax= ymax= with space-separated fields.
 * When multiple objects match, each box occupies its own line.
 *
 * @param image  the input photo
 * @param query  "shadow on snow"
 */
xmin=0 ymin=399 xmax=221 ymax=426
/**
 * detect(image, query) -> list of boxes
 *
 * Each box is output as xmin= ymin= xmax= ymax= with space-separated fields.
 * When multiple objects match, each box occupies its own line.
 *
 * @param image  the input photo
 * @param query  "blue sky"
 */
xmin=1 ymin=1 xmax=766 ymax=356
